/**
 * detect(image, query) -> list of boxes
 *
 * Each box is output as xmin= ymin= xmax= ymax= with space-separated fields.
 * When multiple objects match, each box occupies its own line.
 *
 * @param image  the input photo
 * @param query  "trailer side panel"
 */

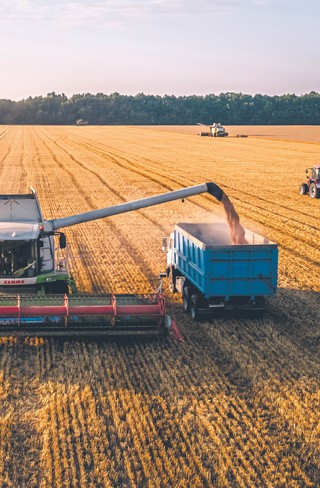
xmin=173 ymin=223 xmax=278 ymax=301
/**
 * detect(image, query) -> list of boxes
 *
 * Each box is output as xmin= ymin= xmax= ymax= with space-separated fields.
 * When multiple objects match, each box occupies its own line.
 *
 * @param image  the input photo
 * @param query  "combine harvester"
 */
xmin=0 ymin=182 xmax=278 ymax=337
xmin=197 ymin=123 xmax=228 ymax=137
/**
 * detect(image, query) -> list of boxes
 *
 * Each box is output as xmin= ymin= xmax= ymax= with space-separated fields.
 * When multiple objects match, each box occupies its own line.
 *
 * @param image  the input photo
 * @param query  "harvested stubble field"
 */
xmin=0 ymin=125 xmax=320 ymax=487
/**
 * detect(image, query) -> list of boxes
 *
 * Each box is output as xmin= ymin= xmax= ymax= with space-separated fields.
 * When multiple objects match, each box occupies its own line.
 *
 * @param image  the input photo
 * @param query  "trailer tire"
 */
xmin=190 ymin=294 xmax=199 ymax=321
xmin=183 ymin=287 xmax=191 ymax=312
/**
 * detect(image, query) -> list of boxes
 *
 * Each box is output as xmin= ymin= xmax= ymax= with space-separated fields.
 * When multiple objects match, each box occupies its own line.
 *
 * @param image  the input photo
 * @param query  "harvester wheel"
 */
xmin=299 ymin=183 xmax=308 ymax=195
xmin=190 ymin=294 xmax=199 ymax=321
xmin=309 ymin=183 xmax=320 ymax=198
xmin=183 ymin=287 xmax=191 ymax=312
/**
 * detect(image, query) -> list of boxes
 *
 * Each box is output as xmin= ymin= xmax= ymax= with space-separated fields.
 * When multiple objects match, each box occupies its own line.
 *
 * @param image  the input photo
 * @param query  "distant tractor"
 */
xmin=299 ymin=166 xmax=320 ymax=198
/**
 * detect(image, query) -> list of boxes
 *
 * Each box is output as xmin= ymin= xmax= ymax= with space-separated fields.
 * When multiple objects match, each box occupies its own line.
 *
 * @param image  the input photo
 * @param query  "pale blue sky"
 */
xmin=0 ymin=0 xmax=319 ymax=100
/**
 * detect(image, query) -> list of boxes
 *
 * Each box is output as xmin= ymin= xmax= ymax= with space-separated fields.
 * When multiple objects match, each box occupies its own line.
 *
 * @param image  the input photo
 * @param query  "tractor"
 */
xmin=299 ymin=166 xmax=320 ymax=198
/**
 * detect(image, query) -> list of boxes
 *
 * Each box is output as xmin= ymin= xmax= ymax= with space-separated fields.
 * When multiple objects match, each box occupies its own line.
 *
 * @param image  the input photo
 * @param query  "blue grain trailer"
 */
xmin=166 ymin=222 xmax=278 ymax=319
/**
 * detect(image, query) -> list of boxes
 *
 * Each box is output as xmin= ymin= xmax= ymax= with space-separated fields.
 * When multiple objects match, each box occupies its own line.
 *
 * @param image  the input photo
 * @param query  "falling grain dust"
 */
xmin=221 ymin=192 xmax=248 ymax=244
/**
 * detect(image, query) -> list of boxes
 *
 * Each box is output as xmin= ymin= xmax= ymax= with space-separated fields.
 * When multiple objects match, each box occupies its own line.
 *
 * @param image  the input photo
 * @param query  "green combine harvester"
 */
xmin=0 ymin=183 xmax=224 ymax=337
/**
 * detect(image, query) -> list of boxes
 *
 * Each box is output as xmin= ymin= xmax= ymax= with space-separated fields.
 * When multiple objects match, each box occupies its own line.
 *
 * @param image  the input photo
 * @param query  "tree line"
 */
xmin=0 ymin=91 xmax=320 ymax=125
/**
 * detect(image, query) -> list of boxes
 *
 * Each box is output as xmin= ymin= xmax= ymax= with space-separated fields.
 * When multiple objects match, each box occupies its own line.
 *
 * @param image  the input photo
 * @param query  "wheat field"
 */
xmin=0 ymin=125 xmax=320 ymax=487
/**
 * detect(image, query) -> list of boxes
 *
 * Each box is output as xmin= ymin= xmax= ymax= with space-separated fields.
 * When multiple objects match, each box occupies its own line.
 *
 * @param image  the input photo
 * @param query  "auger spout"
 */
xmin=49 ymin=182 xmax=224 ymax=230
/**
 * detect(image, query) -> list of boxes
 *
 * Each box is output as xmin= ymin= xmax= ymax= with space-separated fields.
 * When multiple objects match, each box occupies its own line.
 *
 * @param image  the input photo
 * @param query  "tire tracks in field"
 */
xmin=73 ymin=340 xmax=187 ymax=486
xmin=52 ymin=134 xmax=320 ymax=275
xmin=31 ymin=128 xmax=320 ymax=299
xmin=38 ymin=130 xmax=320 ymax=299
xmin=0 ymin=128 xmax=18 ymax=182
xmin=58 ymin=133 xmax=320 ymax=241
xmin=32 ymin=128 xmax=320 ymax=292
xmin=0 ymin=127 xmax=30 ymax=194
xmin=62 ymin=132 xmax=318 ymax=253
xmin=92 ymin=338 xmax=220 ymax=485
xmin=0 ymin=126 xmax=11 ymax=142
xmin=33 ymin=129 xmax=163 ymax=291
xmin=29 ymin=129 xmax=101 ymax=293
xmin=107 ymin=153 xmax=320 ymax=259
xmin=66 ymin=135 xmax=318 ymax=226
xmin=15 ymin=130 xmax=28 ymax=194
xmin=60 ymin=127 xmax=320 ymax=244
xmin=40 ymin=131 xmax=173 ymax=234
xmin=62 ymin=137 xmax=213 ymax=212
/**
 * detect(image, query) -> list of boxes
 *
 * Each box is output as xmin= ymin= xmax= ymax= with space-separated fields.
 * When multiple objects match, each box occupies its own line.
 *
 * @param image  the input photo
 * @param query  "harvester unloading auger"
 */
xmin=0 ymin=182 xmax=242 ymax=337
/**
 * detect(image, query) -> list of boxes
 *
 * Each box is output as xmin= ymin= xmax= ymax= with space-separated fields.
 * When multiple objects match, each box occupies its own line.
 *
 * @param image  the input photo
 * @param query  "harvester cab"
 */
xmin=0 ymin=190 xmax=72 ymax=295
xmin=210 ymin=123 xmax=228 ymax=137
xmin=197 ymin=122 xmax=228 ymax=137
xmin=299 ymin=165 xmax=320 ymax=198
xmin=0 ymin=182 xmax=224 ymax=337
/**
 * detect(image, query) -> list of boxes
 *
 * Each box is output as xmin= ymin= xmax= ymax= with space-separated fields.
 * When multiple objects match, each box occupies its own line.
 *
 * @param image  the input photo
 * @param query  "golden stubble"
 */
xmin=0 ymin=125 xmax=320 ymax=487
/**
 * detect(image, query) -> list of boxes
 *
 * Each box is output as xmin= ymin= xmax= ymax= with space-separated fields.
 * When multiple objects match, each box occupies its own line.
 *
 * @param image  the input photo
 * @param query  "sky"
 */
xmin=0 ymin=0 xmax=319 ymax=100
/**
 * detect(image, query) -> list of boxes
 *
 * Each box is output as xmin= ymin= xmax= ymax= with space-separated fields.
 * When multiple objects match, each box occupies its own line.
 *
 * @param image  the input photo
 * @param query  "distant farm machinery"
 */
xmin=299 ymin=166 xmax=320 ymax=198
xmin=197 ymin=122 xmax=229 ymax=137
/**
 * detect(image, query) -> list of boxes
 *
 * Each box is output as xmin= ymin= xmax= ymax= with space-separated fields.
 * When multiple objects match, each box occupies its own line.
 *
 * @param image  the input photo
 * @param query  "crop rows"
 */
xmin=0 ymin=126 xmax=320 ymax=487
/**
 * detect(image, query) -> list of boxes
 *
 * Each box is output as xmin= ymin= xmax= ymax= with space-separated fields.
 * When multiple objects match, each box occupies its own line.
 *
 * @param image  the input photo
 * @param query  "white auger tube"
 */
xmin=49 ymin=182 xmax=224 ymax=230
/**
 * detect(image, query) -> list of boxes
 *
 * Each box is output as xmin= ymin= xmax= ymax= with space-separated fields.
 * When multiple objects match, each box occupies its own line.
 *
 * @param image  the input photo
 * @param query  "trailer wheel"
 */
xmin=183 ymin=287 xmax=191 ymax=312
xmin=190 ymin=294 xmax=199 ymax=321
